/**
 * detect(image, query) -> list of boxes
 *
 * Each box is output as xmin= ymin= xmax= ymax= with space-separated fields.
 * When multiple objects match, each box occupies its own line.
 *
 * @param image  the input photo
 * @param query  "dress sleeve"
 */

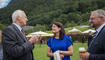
xmin=66 ymin=36 xmax=72 ymax=47
xmin=47 ymin=37 xmax=52 ymax=47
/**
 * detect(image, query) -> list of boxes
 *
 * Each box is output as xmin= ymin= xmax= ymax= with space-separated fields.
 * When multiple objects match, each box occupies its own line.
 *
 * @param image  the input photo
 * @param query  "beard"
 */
xmin=91 ymin=24 xmax=95 ymax=28
xmin=90 ymin=23 xmax=99 ymax=29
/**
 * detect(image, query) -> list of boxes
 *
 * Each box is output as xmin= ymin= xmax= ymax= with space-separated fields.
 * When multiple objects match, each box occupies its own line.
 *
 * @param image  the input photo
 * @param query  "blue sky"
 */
xmin=0 ymin=0 xmax=11 ymax=8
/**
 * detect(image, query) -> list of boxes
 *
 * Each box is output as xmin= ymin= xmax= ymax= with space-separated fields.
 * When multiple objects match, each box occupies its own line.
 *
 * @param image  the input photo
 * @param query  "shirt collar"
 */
xmin=96 ymin=23 xmax=105 ymax=34
xmin=13 ymin=23 xmax=22 ymax=31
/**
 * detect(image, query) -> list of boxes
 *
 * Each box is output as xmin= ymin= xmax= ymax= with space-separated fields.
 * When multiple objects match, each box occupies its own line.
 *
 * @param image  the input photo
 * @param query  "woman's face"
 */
xmin=52 ymin=24 xmax=61 ymax=34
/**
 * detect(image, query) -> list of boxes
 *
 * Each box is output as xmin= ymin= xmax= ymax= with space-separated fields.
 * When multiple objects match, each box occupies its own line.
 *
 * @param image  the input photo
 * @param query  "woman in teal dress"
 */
xmin=47 ymin=22 xmax=73 ymax=60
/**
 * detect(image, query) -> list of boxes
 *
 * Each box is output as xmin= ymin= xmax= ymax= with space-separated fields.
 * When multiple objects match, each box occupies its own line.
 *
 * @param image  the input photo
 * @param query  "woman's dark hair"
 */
xmin=52 ymin=22 xmax=65 ymax=40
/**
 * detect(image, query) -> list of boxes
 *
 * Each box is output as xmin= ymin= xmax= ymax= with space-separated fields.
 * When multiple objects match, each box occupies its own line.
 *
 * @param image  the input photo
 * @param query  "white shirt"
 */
xmin=95 ymin=23 xmax=105 ymax=37
xmin=13 ymin=23 xmax=22 ymax=32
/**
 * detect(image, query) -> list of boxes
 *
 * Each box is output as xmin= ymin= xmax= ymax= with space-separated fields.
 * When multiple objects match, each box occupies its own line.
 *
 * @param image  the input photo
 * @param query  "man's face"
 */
xmin=19 ymin=13 xmax=28 ymax=27
xmin=89 ymin=12 xmax=101 ymax=29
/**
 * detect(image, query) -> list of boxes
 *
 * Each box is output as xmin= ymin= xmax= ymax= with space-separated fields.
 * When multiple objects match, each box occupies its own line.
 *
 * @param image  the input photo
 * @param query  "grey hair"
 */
xmin=91 ymin=9 xmax=105 ymax=20
xmin=12 ymin=9 xmax=25 ymax=22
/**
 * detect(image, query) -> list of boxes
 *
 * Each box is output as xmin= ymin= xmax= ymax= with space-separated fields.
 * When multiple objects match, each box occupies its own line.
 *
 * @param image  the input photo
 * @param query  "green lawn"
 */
xmin=33 ymin=43 xmax=88 ymax=60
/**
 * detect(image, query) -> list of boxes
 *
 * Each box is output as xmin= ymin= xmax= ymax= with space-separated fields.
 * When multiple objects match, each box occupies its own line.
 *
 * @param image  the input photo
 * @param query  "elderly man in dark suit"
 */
xmin=2 ymin=10 xmax=39 ymax=60
xmin=79 ymin=9 xmax=105 ymax=60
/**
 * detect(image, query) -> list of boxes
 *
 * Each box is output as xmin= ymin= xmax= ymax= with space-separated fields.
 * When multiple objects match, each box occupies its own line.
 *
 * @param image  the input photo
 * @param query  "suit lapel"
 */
xmin=89 ymin=25 xmax=105 ymax=47
xmin=95 ymin=25 xmax=105 ymax=39
xmin=12 ymin=24 xmax=26 ymax=42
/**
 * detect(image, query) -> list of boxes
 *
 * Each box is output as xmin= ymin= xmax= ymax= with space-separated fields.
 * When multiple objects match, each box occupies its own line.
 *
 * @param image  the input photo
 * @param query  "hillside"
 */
xmin=0 ymin=0 xmax=105 ymax=26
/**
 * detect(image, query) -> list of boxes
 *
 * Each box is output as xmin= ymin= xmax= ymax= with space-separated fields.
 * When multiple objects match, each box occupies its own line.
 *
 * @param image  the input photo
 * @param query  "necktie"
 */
xmin=89 ymin=31 xmax=98 ymax=47
xmin=92 ymin=31 xmax=98 ymax=39
xmin=21 ymin=29 xmax=26 ymax=39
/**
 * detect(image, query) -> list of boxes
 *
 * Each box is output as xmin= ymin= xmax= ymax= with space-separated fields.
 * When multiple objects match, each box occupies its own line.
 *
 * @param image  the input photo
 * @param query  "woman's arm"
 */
xmin=60 ymin=46 xmax=73 ymax=56
xmin=47 ymin=46 xmax=54 ymax=57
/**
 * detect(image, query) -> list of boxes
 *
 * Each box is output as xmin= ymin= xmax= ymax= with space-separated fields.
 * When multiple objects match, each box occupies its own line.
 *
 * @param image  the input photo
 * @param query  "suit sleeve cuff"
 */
xmin=23 ymin=41 xmax=34 ymax=50
xmin=89 ymin=53 xmax=93 ymax=60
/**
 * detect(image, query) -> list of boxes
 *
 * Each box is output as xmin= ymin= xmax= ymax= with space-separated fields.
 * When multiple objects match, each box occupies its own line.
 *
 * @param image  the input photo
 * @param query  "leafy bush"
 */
xmin=0 ymin=24 xmax=5 ymax=30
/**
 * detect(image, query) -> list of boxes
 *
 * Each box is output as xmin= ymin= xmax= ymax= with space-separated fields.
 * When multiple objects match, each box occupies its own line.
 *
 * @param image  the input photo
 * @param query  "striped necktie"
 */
xmin=89 ymin=31 xmax=98 ymax=47
xmin=21 ymin=29 xmax=26 ymax=39
xmin=92 ymin=31 xmax=98 ymax=39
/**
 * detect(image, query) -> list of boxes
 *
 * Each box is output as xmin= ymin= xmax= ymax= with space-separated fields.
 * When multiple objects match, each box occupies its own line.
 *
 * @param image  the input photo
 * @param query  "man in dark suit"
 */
xmin=79 ymin=9 xmax=105 ymax=60
xmin=2 ymin=10 xmax=39 ymax=60
xmin=87 ymin=31 xmax=93 ymax=47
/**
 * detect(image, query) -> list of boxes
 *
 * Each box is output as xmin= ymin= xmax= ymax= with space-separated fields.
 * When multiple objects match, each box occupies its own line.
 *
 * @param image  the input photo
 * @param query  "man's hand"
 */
xmin=29 ymin=35 xmax=40 ymax=44
xmin=79 ymin=52 xmax=90 ymax=60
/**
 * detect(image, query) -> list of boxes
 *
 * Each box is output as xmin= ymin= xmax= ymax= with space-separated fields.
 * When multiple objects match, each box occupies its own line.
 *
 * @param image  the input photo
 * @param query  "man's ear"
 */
xmin=17 ymin=16 xmax=21 ymax=20
xmin=100 ymin=16 xmax=104 ymax=21
xmin=14 ymin=16 xmax=21 ymax=23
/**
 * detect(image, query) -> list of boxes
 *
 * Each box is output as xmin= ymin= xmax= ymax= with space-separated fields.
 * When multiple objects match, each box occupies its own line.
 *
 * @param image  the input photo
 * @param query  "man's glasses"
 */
xmin=89 ymin=17 xmax=100 ymax=20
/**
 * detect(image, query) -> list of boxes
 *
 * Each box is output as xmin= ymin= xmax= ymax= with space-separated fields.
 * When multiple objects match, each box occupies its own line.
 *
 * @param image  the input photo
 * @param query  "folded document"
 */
xmin=54 ymin=51 xmax=61 ymax=60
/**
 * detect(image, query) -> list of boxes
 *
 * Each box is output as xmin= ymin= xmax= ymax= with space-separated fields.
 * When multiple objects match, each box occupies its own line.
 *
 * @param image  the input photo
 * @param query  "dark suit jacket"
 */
xmin=88 ymin=25 xmax=105 ymax=60
xmin=87 ymin=35 xmax=92 ymax=47
xmin=2 ymin=24 xmax=34 ymax=60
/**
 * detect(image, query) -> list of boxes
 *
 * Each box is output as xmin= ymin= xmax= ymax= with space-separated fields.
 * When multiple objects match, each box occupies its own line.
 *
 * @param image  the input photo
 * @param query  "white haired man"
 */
xmin=79 ymin=9 xmax=105 ymax=60
xmin=2 ymin=10 xmax=39 ymax=60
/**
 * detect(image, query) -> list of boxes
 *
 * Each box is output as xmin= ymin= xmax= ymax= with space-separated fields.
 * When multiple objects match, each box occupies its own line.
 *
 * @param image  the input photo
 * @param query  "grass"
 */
xmin=71 ymin=43 xmax=88 ymax=60
xmin=33 ymin=43 xmax=88 ymax=60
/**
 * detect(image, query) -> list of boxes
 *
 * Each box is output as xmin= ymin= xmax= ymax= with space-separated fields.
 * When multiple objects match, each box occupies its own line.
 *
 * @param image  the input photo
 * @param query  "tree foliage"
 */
xmin=0 ymin=0 xmax=105 ymax=30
